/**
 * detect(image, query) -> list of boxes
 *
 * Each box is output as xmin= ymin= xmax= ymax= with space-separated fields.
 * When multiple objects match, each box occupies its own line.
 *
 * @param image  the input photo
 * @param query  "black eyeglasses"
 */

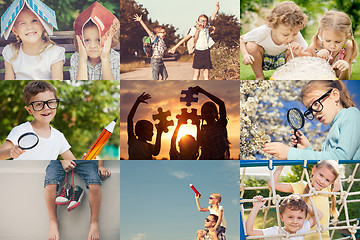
xmin=205 ymin=218 xmax=214 ymax=222
xmin=304 ymin=89 xmax=333 ymax=120
xmin=28 ymin=99 xmax=60 ymax=111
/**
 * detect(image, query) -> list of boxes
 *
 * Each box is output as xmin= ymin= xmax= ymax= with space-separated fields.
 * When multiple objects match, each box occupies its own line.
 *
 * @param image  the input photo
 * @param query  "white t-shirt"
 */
xmin=189 ymin=26 xmax=215 ymax=50
xmin=6 ymin=122 xmax=71 ymax=160
xmin=242 ymin=25 xmax=308 ymax=56
xmin=208 ymin=205 xmax=227 ymax=228
xmin=2 ymin=44 xmax=65 ymax=80
xmin=262 ymin=220 xmax=311 ymax=240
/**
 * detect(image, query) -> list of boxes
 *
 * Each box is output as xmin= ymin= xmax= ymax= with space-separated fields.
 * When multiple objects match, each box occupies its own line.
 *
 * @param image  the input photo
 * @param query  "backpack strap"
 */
xmin=152 ymin=36 xmax=159 ymax=44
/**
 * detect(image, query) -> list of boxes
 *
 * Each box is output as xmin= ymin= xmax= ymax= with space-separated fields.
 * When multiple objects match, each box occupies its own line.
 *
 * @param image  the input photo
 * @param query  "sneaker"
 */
xmin=67 ymin=185 xmax=84 ymax=212
xmin=55 ymin=184 xmax=73 ymax=205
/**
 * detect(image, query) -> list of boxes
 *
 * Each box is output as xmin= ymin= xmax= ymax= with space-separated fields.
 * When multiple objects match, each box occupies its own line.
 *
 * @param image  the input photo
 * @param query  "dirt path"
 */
xmin=120 ymin=61 xmax=205 ymax=80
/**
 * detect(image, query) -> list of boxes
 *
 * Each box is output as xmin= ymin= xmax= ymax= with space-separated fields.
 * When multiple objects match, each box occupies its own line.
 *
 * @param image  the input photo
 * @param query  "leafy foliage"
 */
xmin=210 ymin=43 xmax=240 ymax=80
xmin=0 ymin=80 xmax=120 ymax=159
xmin=211 ymin=13 xmax=240 ymax=48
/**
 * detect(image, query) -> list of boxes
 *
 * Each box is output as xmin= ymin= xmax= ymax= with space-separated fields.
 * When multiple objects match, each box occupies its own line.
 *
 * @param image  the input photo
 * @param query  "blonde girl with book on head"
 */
xmin=2 ymin=6 xmax=65 ymax=80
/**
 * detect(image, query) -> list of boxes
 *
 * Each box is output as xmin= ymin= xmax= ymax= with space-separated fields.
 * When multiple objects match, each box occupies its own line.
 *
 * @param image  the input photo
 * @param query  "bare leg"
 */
xmin=203 ymin=69 xmax=210 ymax=80
xmin=88 ymin=184 xmax=101 ymax=240
xmin=193 ymin=69 xmax=200 ymax=80
xmin=44 ymin=184 xmax=60 ymax=240
xmin=245 ymin=41 xmax=265 ymax=80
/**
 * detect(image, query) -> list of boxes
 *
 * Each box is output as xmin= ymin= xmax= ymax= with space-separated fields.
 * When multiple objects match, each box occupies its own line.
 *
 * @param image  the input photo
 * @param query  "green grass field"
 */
xmin=240 ymin=37 xmax=360 ymax=80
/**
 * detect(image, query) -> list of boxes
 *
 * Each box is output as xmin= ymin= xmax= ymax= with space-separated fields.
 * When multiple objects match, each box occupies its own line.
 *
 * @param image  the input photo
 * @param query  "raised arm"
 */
xmin=152 ymin=122 xmax=164 ymax=156
xmin=134 ymin=14 xmax=153 ymax=37
xmin=192 ymin=86 xmax=226 ymax=121
xmin=127 ymin=93 xmax=151 ymax=144
xmin=170 ymin=120 xmax=183 ymax=155
xmin=210 ymin=1 xmax=220 ymax=23
xmin=195 ymin=195 xmax=209 ymax=212
xmin=306 ymin=202 xmax=323 ymax=228
xmin=213 ymin=208 xmax=223 ymax=230
xmin=246 ymin=196 xmax=266 ymax=236
xmin=268 ymin=166 xmax=294 ymax=193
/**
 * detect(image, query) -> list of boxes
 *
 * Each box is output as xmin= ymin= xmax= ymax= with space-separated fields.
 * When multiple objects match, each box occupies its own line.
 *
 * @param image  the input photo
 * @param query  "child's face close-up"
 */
xmin=25 ymin=90 xmax=58 ymax=125
xmin=302 ymin=88 xmax=342 ymax=125
xmin=12 ymin=9 xmax=44 ymax=44
xmin=311 ymin=166 xmax=336 ymax=191
xmin=201 ymin=106 xmax=216 ymax=124
xmin=143 ymin=125 xmax=154 ymax=141
xmin=271 ymin=24 xmax=300 ymax=45
xmin=280 ymin=207 xmax=306 ymax=233
xmin=83 ymin=25 xmax=101 ymax=59
xmin=208 ymin=195 xmax=218 ymax=205
xmin=197 ymin=17 xmax=208 ymax=29
xmin=156 ymin=29 xmax=166 ymax=39
xmin=320 ymin=29 xmax=348 ymax=53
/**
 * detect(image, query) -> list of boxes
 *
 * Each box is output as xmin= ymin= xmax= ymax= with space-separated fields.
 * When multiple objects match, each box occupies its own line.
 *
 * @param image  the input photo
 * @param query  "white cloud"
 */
xmin=232 ymin=199 xmax=239 ymax=205
xmin=131 ymin=233 xmax=147 ymax=240
xmin=169 ymin=170 xmax=192 ymax=179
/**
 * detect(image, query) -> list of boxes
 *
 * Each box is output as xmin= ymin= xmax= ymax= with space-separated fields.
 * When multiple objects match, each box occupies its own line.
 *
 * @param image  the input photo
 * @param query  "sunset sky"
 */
xmin=120 ymin=81 xmax=240 ymax=159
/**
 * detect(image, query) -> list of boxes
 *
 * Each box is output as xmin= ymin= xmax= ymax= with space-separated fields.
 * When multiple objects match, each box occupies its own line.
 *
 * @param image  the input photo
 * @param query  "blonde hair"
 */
xmin=303 ymin=160 xmax=339 ymax=218
xmin=266 ymin=1 xmax=308 ymax=29
xmin=10 ymin=8 xmax=55 ymax=63
xmin=209 ymin=193 xmax=222 ymax=211
xmin=312 ymin=10 xmax=358 ymax=61
xmin=301 ymin=80 xmax=357 ymax=109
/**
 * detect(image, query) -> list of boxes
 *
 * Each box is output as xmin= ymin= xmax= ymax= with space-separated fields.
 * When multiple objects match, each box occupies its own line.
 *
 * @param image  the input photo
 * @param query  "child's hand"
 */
xmin=215 ymin=1 xmax=220 ymax=10
xmin=168 ymin=48 xmax=176 ymax=54
xmin=98 ymin=166 xmax=111 ymax=180
xmin=195 ymin=194 xmax=201 ymax=200
xmin=76 ymin=35 xmax=88 ymax=62
xmin=9 ymin=145 xmax=25 ymax=159
xmin=177 ymin=118 xmax=187 ymax=126
xmin=262 ymin=142 xmax=290 ymax=160
xmin=137 ymin=92 xmax=151 ymax=103
xmin=316 ymin=49 xmax=331 ymax=60
xmin=242 ymin=53 xmax=255 ymax=65
xmin=332 ymin=60 xmax=349 ymax=72
xmin=156 ymin=121 xmax=165 ymax=133
xmin=290 ymin=130 xmax=310 ymax=149
xmin=60 ymin=160 xmax=76 ymax=172
xmin=191 ymin=86 xmax=203 ymax=94
xmin=100 ymin=33 xmax=113 ymax=61
xmin=133 ymin=14 xmax=142 ymax=22
xmin=252 ymin=196 xmax=266 ymax=208
xmin=288 ymin=42 xmax=303 ymax=56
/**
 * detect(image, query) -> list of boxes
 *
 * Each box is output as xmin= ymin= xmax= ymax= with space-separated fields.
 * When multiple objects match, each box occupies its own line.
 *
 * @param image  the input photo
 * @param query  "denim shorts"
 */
xmin=151 ymin=57 xmax=168 ymax=80
xmin=44 ymin=160 xmax=101 ymax=189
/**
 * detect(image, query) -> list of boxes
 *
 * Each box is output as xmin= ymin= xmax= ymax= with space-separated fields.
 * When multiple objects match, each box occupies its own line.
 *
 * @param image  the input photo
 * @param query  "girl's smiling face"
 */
xmin=83 ymin=25 xmax=101 ymax=59
xmin=12 ymin=9 xmax=44 ymax=44
xmin=302 ymin=88 xmax=342 ymax=125
xmin=320 ymin=29 xmax=348 ymax=53
xmin=311 ymin=165 xmax=337 ymax=191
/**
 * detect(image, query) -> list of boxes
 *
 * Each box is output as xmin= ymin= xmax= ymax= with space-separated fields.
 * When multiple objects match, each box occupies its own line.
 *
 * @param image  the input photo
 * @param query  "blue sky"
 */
xmin=120 ymin=160 xmax=240 ymax=240
xmin=135 ymin=0 xmax=240 ymax=36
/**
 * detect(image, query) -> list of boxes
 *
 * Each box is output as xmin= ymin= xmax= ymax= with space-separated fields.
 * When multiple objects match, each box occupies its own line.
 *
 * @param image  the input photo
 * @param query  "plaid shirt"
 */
xmin=69 ymin=49 xmax=120 ymax=80
xmin=150 ymin=34 xmax=167 ymax=59
xmin=204 ymin=229 xmax=226 ymax=240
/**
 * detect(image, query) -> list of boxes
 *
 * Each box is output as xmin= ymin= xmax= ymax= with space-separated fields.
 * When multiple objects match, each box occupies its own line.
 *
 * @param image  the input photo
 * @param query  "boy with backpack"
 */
xmin=134 ymin=14 xmax=168 ymax=80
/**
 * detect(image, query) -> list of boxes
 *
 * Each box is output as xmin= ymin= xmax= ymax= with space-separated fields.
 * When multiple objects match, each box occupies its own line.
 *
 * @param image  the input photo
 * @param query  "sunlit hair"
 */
xmin=209 ymin=193 xmax=222 ymax=211
xmin=312 ymin=10 xmax=358 ymax=60
xmin=303 ymin=160 xmax=339 ymax=218
xmin=280 ymin=194 xmax=308 ymax=216
xmin=74 ymin=20 xmax=119 ymax=51
xmin=301 ymin=80 xmax=357 ymax=109
xmin=23 ymin=81 xmax=57 ymax=105
xmin=266 ymin=1 xmax=307 ymax=30
xmin=134 ymin=120 xmax=153 ymax=138
xmin=10 ymin=7 xmax=55 ymax=63
xmin=178 ymin=134 xmax=199 ymax=159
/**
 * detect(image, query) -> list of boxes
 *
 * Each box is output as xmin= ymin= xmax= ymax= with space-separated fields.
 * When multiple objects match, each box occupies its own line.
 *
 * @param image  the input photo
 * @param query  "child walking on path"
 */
xmin=306 ymin=11 xmax=359 ymax=80
xmin=168 ymin=2 xmax=220 ymax=80
xmin=263 ymin=80 xmax=360 ymax=160
xmin=268 ymin=161 xmax=341 ymax=240
xmin=240 ymin=1 xmax=309 ymax=80
xmin=192 ymin=86 xmax=229 ymax=159
xmin=196 ymin=193 xmax=227 ymax=240
xmin=127 ymin=92 xmax=164 ymax=159
xmin=246 ymin=194 xmax=323 ymax=239
xmin=2 ymin=7 xmax=65 ymax=80
xmin=134 ymin=15 xmax=168 ymax=80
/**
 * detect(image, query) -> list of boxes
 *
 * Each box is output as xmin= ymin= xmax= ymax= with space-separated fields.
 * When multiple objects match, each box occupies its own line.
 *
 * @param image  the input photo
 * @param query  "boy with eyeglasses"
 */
xmin=0 ymin=81 xmax=110 ymax=240
xmin=134 ymin=14 xmax=168 ymax=80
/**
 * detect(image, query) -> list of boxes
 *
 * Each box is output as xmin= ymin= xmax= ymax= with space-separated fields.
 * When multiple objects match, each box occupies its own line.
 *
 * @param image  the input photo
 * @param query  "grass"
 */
xmin=240 ymin=37 xmax=360 ymax=80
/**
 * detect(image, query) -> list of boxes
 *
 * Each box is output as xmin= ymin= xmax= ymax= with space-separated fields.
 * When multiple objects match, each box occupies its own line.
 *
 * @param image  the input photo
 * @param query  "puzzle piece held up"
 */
xmin=176 ymin=108 xmax=201 ymax=125
xmin=152 ymin=107 xmax=174 ymax=133
xmin=180 ymin=87 xmax=198 ymax=107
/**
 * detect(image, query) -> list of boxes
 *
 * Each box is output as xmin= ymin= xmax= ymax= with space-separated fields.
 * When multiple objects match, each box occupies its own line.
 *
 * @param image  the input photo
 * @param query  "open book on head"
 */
xmin=74 ymin=1 xmax=120 ymax=47
xmin=1 ymin=0 xmax=58 ymax=40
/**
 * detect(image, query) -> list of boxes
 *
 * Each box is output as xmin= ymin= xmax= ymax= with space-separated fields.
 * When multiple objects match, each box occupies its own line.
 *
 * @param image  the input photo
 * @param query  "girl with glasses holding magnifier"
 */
xmin=263 ymin=80 xmax=360 ymax=160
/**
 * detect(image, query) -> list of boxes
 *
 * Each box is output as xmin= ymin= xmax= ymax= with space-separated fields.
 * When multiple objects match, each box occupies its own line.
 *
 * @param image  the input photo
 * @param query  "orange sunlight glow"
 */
xmin=175 ymin=124 xmax=198 ymax=146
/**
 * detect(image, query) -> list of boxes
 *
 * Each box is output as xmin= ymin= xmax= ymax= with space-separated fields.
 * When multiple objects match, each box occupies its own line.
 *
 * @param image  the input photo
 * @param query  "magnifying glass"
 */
xmin=287 ymin=108 xmax=305 ymax=148
xmin=9 ymin=132 xmax=39 ymax=159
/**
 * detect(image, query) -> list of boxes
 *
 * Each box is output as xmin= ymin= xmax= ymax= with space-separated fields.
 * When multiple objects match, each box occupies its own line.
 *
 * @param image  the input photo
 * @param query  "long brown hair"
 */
xmin=301 ymin=80 xmax=357 ymax=109
xmin=303 ymin=160 xmax=339 ymax=218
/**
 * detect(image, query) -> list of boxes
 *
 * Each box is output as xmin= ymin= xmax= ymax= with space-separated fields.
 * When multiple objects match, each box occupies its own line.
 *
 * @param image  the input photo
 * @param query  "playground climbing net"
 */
xmin=240 ymin=160 xmax=360 ymax=240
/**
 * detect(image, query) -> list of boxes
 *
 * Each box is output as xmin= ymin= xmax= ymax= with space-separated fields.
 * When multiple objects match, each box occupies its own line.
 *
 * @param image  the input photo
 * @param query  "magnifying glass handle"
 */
xmin=294 ymin=129 xmax=298 ymax=148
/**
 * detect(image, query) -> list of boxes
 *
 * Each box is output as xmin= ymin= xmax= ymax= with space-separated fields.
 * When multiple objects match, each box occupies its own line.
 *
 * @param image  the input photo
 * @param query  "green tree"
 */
xmin=212 ymin=13 xmax=240 ymax=47
xmin=331 ymin=0 xmax=360 ymax=34
xmin=0 ymin=80 xmax=120 ymax=159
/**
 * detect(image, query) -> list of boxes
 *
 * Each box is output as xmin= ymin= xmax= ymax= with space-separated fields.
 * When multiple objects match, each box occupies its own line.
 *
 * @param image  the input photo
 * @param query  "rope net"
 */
xmin=240 ymin=160 xmax=360 ymax=240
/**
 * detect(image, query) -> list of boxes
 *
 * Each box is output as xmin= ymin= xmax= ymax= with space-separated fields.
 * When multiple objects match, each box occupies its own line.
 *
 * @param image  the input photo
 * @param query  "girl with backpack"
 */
xmin=168 ymin=2 xmax=220 ymax=80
